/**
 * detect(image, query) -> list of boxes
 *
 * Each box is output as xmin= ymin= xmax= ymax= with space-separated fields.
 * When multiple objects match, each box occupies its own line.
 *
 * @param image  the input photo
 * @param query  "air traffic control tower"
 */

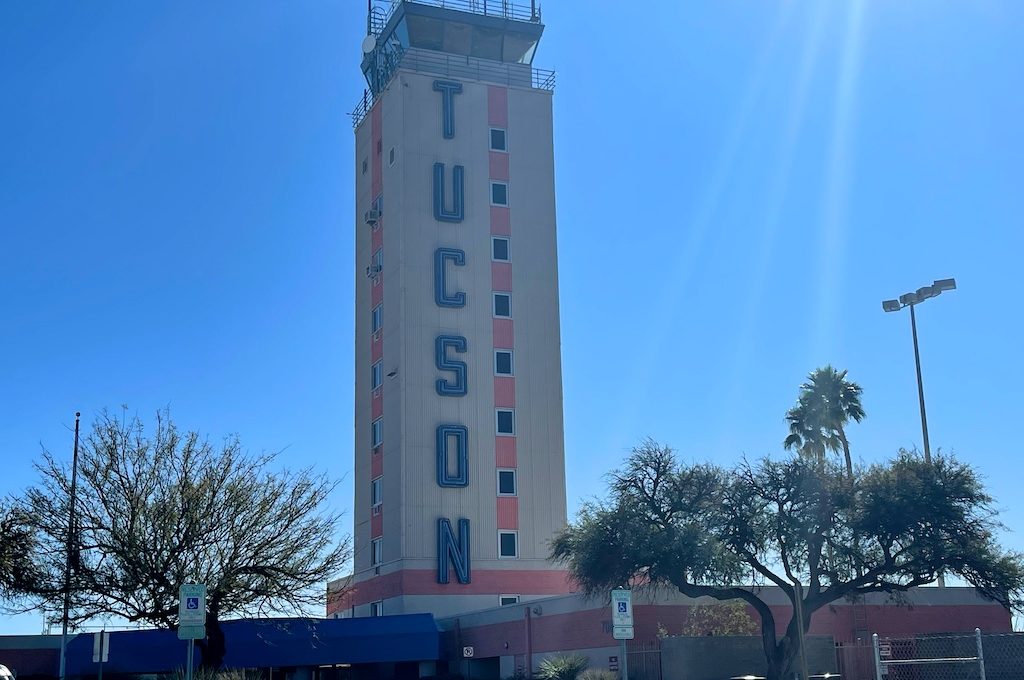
xmin=331 ymin=0 xmax=572 ymax=619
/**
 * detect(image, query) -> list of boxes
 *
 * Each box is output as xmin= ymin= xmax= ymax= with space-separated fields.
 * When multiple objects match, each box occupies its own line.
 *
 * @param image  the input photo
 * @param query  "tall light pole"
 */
xmin=58 ymin=412 xmax=82 ymax=680
xmin=882 ymin=278 xmax=956 ymax=464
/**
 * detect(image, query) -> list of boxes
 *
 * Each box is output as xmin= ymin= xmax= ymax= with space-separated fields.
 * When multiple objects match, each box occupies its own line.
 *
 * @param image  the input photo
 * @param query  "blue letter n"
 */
xmin=437 ymin=517 xmax=471 ymax=584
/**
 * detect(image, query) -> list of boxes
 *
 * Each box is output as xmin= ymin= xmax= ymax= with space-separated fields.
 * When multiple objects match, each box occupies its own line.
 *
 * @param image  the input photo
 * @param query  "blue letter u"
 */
xmin=433 ymin=163 xmax=465 ymax=223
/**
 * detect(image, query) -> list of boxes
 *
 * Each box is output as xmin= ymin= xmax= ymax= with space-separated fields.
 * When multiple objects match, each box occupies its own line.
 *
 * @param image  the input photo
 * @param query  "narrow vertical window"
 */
xmin=492 ymin=237 xmax=510 ymax=262
xmin=371 ymin=417 xmax=383 ymax=448
xmin=490 ymin=181 xmax=508 ymax=207
xmin=371 ymin=537 xmax=382 ymax=565
xmin=493 ymin=293 xmax=512 ymax=318
xmin=371 ymin=476 xmax=382 ymax=507
xmin=498 ymin=531 xmax=518 ymax=559
xmin=371 ymin=360 xmax=383 ymax=390
xmin=497 ymin=469 xmax=517 ymax=496
xmin=371 ymin=304 xmax=383 ymax=334
xmin=494 ymin=350 xmax=513 ymax=376
xmin=496 ymin=409 xmax=515 ymax=436
xmin=489 ymin=128 xmax=507 ymax=152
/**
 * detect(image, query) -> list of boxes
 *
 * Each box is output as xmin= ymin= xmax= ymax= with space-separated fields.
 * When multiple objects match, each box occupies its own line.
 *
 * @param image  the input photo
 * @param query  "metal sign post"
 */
xmin=92 ymin=630 xmax=110 ymax=680
xmin=611 ymin=589 xmax=634 ymax=680
xmin=178 ymin=584 xmax=207 ymax=680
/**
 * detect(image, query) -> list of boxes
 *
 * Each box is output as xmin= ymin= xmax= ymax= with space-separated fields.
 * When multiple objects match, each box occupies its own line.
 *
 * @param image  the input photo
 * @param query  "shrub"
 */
xmin=537 ymin=654 xmax=589 ymax=680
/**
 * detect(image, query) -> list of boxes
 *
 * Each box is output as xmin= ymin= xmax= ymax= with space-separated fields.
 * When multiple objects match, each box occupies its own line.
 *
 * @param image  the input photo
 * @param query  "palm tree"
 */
xmin=783 ymin=366 xmax=865 ymax=476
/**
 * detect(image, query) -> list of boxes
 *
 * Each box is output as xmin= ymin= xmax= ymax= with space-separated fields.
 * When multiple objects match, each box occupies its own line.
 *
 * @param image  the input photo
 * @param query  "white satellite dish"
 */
xmin=361 ymin=35 xmax=377 ymax=54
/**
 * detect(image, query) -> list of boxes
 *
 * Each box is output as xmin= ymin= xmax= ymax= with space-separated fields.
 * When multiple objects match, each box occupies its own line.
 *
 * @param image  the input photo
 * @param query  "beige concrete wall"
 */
xmin=350 ymin=64 xmax=567 ymax=606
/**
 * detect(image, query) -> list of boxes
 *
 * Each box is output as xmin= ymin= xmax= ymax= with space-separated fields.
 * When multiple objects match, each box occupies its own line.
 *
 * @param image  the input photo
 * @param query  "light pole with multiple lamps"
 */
xmin=882 ymin=278 xmax=956 ymax=464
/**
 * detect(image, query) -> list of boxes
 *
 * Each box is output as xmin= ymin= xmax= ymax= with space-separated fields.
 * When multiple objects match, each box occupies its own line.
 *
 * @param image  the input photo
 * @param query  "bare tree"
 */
xmin=17 ymin=409 xmax=351 ymax=669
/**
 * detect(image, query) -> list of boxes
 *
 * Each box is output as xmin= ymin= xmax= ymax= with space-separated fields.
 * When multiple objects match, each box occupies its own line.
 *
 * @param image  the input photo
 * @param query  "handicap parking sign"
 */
xmin=187 ymin=597 xmax=199 ymax=610
xmin=617 ymin=602 xmax=627 ymax=613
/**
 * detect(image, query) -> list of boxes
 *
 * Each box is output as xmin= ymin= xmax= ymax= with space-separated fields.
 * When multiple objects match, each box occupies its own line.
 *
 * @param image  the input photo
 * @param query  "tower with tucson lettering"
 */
xmin=333 ymin=0 xmax=570 ymax=618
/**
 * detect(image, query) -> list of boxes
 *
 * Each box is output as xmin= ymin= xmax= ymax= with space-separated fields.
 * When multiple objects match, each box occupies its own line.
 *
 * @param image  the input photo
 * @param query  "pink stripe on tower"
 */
xmin=487 ymin=86 xmax=509 ymax=127
xmin=490 ymin=206 xmax=511 ymax=235
xmin=491 ymin=262 xmax=513 ymax=291
xmin=495 ymin=437 xmax=517 ymax=467
xmin=493 ymin=318 xmax=514 ymax=347
xmin=371 ymin=512 xmax=383 ymax=538
xmin=496 ymin=497 xmax=519 ymax=529
xmin=494 ymin=377 xmax=516 ymax=408
xmin=489 ymin=152 xmax=509 ymax=181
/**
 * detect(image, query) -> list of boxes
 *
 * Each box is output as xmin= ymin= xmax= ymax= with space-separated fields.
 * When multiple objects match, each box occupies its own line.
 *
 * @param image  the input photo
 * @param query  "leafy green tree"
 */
xmin=784 ymin=366 xmax=865 ymax=476
xmin=678 ymin=599 xmax=758 ymax=637
xmin=552 ymin=440 xmax=1024 ymax=680
xmin=0 ymin=503 xmax=45 ymax=601
xmin=15 ymin=409 xmax=351 ymax=670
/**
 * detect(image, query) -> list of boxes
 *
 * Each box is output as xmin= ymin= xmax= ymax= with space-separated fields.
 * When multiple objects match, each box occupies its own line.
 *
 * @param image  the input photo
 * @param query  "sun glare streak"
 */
xmin=607 ymin=4 xmax=797 ymax=446
xmin=723 ymin=1 xmax=830 ymax=422
xmin=811 ymin=0 xmax=868 ymax=360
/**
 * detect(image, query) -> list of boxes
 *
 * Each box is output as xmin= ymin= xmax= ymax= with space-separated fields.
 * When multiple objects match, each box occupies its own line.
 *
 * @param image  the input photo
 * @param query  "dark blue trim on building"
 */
xmin=51 ymin=615 xmax=441 ymax=675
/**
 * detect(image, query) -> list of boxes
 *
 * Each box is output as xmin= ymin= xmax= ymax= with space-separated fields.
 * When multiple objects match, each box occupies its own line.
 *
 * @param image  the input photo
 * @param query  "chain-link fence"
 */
xmin=859 ymin=631 xmax=1024 ymax=680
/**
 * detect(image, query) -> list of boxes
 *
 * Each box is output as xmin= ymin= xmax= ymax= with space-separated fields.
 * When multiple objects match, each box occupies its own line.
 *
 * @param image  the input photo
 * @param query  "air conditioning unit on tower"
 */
xmin=364 ymin=209 xmax=380 ymax=225
xmin=366 ymin=264 xmax=383 ymax=278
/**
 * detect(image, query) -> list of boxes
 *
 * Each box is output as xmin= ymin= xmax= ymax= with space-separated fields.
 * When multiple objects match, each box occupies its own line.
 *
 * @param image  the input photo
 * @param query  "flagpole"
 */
xmin=58 ymin=412 xmax=82 ymax=680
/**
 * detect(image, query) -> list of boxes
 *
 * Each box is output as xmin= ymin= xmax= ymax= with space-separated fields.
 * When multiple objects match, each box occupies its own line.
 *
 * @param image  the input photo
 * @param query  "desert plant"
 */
xmin=537 ymin=654 xmax=589 ymax=680
xmin=580 ymin=670 xmax=618 ymax=680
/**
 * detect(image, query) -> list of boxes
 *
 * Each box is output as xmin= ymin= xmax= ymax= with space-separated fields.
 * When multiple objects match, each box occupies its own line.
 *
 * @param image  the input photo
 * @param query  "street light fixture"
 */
xmin=881 ymin=278 xmax=956 ymax=464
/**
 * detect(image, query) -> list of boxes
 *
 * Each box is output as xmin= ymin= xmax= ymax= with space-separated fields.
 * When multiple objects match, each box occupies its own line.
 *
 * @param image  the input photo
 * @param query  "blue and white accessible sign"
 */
xmin=611 ymin=589 xmax=633 ymax=627
xmin=178 ymin=584 xmax=207 ymax=626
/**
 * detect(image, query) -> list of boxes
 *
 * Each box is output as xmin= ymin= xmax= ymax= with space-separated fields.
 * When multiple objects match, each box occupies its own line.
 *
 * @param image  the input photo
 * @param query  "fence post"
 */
xmin=975 ymin=628 xmax=986 ymax=680
xmin=871 ymin=634 xmax=883 ymax=680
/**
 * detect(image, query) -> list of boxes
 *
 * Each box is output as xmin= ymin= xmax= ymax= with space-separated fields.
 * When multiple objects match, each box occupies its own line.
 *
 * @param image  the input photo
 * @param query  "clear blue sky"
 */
xmin=2 ymin=1 xmax=1022 ymax=634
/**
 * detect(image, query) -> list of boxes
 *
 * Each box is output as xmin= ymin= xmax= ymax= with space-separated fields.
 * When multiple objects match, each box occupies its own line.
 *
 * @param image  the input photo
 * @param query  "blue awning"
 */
xmin=64 ymin=615 xmax=441 ymax=675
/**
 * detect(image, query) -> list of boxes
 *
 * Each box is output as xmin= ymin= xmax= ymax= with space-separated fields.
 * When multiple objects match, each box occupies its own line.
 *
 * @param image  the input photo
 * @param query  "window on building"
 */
xmin=493 ymin=293 xmax=511 ymax=318
xmin=490 ymin=128 xmax=507 ymax=152
xmin=497 ymin=469 xmax=517 ymax=496
xmin=370 ymin=600 xmax=384 ymax=617
xmin=362 ymin=158 xmax=368 ymax=174
xmin=371 ymin=360 xmax=383 ymax=391
xmin=498 ymin=531 xmax=518 ymax=558
xmin=373 ymin=248 xmax=383 ymax=269
xmin=389 ymin=147 xmax=396 ymax=166
xmin=496 ymin=409 xmax=515 ymax=436
xmin=377 ymin=139 xmax=382 ymax=155
xmin=492 ymin=236 xmax=510 ymax=262
xmin=371 ymin=417 xmax=383 ymax=448
xmin=490 ymin=181 xmax=508 ymax=206
xmin=494 ymin=350 xmax=513 ymax=376
xmin=371 ymin=537 xmax=382 ymax=566
xmin=372 ymin=304 xmax=382 ymax=334
xmin=500 ymin=595 xmax=520 ymax=606
xmin=371 ymin=476 xmax=382 ymax=507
